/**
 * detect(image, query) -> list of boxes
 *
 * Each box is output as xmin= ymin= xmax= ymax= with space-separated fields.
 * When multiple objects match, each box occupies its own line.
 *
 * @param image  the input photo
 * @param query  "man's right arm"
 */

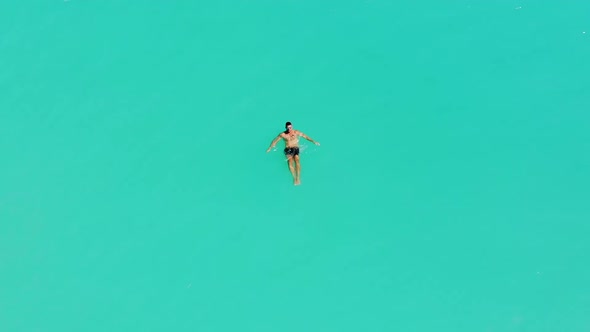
xmin=266 ymin=134 xmax=282 ymax=152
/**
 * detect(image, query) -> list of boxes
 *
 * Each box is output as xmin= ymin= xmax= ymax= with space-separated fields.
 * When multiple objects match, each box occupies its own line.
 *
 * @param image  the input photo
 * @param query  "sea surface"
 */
xmin=1 ymin=1 xmax=589 ymax=331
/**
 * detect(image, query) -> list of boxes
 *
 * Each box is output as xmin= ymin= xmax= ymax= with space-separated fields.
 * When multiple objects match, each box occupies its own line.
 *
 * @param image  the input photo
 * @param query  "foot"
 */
xmin=295 ymin=178 xmax=301 ymax=185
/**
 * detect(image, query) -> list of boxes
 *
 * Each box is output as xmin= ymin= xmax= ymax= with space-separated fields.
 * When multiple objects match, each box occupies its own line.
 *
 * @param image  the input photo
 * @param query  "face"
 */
xmin=286 ymin=124 xmax=293 ymax=131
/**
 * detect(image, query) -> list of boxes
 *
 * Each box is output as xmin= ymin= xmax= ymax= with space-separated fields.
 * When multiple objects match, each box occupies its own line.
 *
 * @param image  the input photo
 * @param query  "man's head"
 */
xmin=285 ymin=121 xmax=293 ymax=132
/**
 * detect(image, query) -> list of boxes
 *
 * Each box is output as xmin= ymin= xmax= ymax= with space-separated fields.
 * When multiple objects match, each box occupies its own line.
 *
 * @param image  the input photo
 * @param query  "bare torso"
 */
xmin=281 ymin=130 xmax=300 ymax=147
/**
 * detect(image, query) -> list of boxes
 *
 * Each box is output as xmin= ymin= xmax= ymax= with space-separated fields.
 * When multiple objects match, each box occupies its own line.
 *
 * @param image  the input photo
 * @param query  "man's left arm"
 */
xmin=298 ymin=131 xmax=320 ymax=146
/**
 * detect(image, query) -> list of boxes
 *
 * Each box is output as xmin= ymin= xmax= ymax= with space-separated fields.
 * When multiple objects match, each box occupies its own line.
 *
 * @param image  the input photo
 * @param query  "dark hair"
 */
xmin=285 ymin=121 xmax=292 ymax=128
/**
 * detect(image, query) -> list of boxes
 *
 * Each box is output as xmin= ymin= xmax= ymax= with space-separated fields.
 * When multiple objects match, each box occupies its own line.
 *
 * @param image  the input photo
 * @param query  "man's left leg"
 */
xmin=286 ymin=155 xmax=297 ymax=184
xmin=294 ymin=155 xmax=301 ymax=185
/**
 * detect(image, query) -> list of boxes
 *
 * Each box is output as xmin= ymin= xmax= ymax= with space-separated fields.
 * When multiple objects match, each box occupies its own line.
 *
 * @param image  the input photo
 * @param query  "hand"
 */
xmin=315 ymin=142 xmax=320 ymax=146
xmin=266 ymin=147 xmax=272 ymax=153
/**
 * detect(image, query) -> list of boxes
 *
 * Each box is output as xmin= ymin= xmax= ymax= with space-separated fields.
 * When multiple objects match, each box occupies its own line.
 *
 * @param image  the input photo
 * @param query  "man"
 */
xmin=266 ymin=121 xmax=320 ymax=185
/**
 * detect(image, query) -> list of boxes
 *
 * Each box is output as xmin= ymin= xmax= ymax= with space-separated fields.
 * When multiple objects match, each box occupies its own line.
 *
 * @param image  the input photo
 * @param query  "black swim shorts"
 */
xmin=284 ymin=147 xmax=300 ymax=156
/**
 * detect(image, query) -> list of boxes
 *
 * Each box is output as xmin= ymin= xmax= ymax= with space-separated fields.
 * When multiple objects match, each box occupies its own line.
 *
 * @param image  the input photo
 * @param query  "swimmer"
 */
xmin=266 ymin=121 xmax=320 ymax=185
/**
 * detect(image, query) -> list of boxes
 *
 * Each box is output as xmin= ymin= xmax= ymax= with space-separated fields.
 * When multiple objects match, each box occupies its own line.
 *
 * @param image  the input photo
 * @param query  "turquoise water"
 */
xmin=1 ymin=1 xmax=590 ymax=331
